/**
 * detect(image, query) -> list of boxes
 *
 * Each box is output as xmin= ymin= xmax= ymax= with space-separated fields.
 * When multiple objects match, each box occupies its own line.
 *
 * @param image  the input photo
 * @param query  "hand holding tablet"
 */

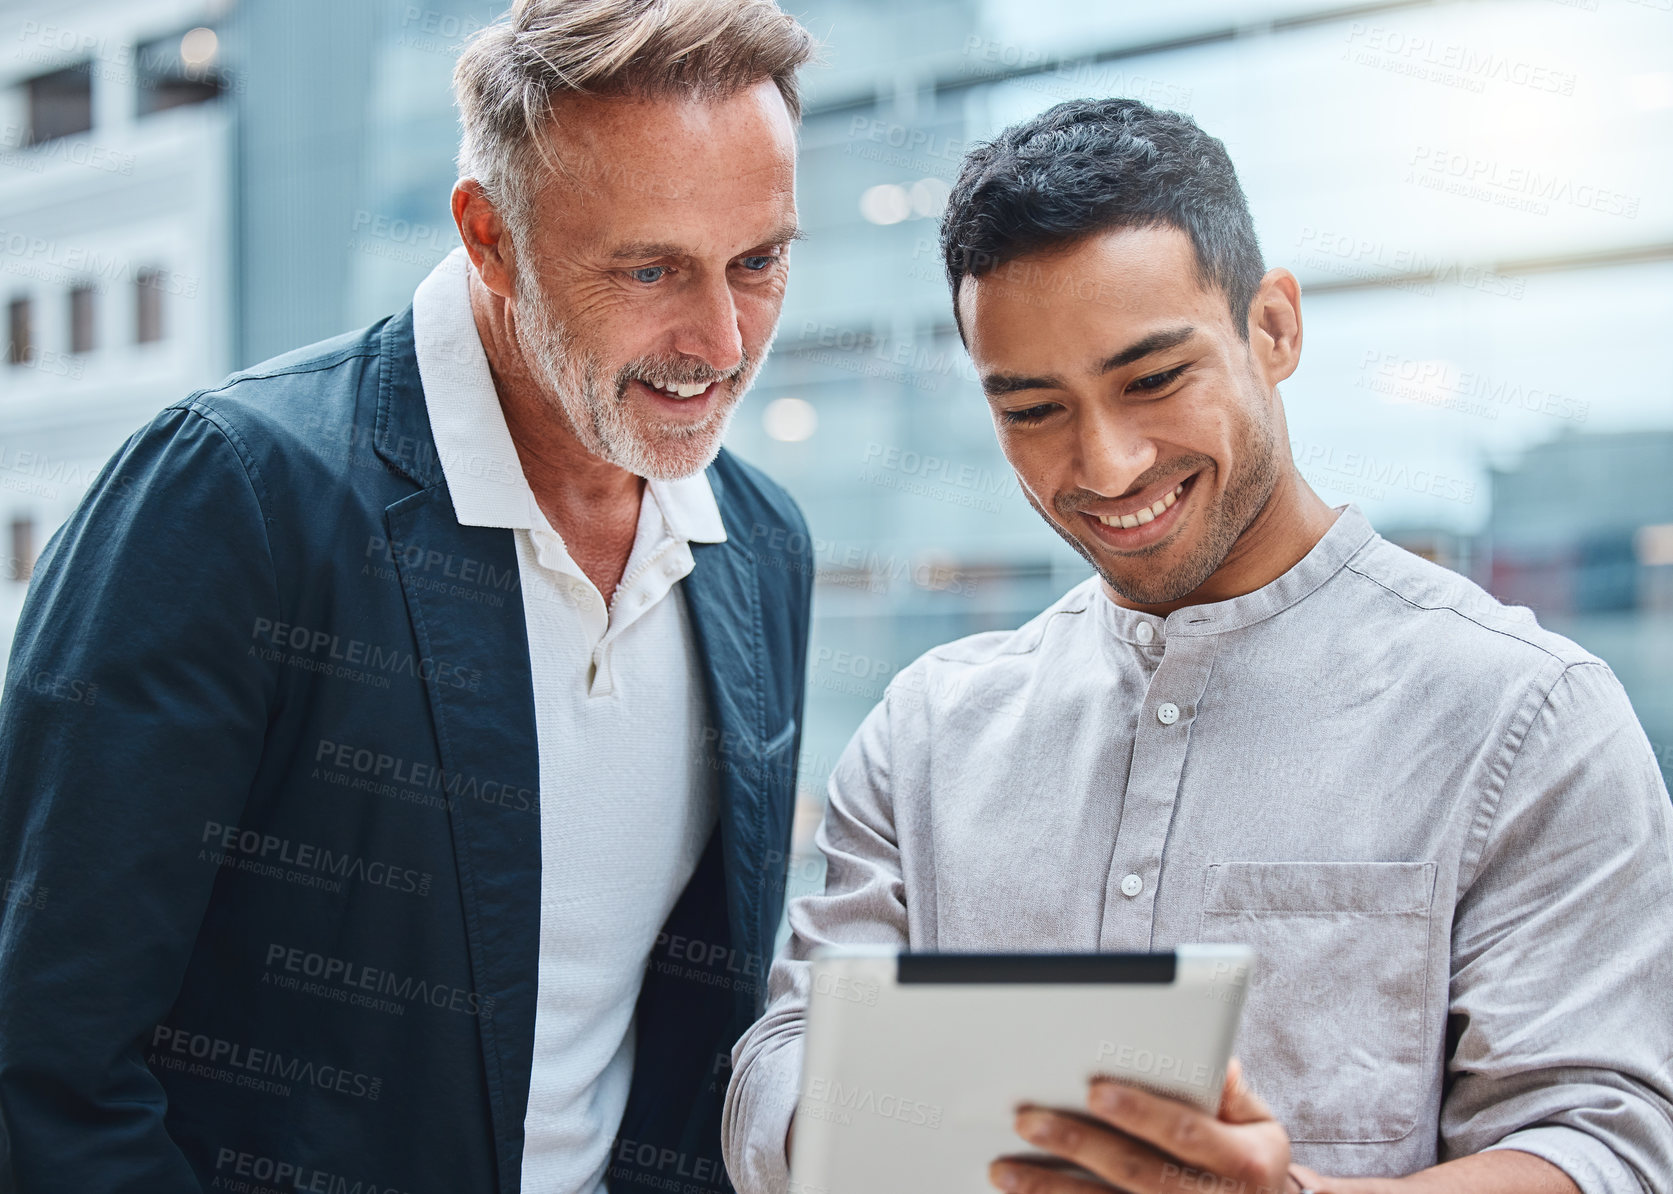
xmin=993 ymin=1057 xmax=1311 ymax=1194
xmin=791 ymin=944 xmax=1275 ymax=1193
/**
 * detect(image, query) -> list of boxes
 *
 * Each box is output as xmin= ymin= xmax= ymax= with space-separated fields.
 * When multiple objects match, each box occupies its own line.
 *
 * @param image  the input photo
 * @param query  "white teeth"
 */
xmin=650 ymin=380 xmax=710 ymax=399
xmin=1095 ymin=481 xmax=1187 ymax=527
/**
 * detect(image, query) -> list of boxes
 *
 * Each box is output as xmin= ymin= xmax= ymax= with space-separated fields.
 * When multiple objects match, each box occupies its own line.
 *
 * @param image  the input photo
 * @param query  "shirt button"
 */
xmin=1156 ymin=702 xmax=1180 ymax=725
xmin=1120 ymin=873 xmax=1143 ymax=898
xmin=1135 ymin=622 xmax=1154 ymax=645
xmin=637 ymin=591 xmax=650 ymax=606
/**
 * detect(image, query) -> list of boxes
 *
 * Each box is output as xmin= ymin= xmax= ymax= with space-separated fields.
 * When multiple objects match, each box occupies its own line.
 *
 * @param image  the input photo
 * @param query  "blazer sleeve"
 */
xmin=0 ymin=404 xmax=278 ymax=1191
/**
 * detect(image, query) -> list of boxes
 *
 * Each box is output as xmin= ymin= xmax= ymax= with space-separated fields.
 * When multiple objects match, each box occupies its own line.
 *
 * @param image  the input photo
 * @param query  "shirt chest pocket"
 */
xmin=1196 ymin=861 xmax=1437 ymax=1144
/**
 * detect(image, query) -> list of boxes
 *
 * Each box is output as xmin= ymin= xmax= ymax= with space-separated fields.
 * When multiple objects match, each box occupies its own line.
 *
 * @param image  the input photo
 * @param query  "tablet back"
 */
xmin=788 ymin=944 xmax=1253 ymax=1194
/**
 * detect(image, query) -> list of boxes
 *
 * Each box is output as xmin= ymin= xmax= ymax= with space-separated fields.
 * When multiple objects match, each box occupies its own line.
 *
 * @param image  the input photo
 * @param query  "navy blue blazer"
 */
xmin=0 ymin=306 xmax=813 ymax=1193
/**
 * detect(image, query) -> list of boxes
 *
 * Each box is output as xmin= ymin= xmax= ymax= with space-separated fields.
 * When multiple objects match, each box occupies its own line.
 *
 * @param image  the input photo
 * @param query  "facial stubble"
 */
xmin=1034 ymin=390 xmax=1281 ymax=607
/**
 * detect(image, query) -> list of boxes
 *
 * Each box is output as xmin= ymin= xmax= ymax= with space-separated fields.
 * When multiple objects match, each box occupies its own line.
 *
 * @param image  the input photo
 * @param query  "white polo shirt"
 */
xmin=413 ymin=247 xmax=723 ymax=1194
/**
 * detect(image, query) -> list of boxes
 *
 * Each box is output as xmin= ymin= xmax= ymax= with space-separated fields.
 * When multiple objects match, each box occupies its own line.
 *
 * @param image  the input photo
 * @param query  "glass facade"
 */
xmin=745 ymin=0 xmax=1673 ymax=873
xmin=7 ymin=0 xmax=1671 ymax=884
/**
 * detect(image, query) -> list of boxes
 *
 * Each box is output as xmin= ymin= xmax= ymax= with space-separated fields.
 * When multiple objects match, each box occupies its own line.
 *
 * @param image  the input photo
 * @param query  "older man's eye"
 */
xmin=628 ymin=266 xmax=668 ymax=284
xmin=738 ymin=255 xmax=775 ymax=272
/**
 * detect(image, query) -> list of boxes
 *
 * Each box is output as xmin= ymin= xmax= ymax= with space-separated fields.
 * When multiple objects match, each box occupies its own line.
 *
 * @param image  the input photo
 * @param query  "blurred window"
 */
xmin=7 ymin=298 xmax=32 ymax=366
xmin=135 ymin=270 xmax=164 ymax=344
xmin=23 ymin=62 xmax=93 ymax=146
xmin=69 ymin=285 xmax=95 ymax=355
xmin=137 ymin=28 xmax=226 ymax=116
xmin=9 ymin=517 xmax=34 ymax=584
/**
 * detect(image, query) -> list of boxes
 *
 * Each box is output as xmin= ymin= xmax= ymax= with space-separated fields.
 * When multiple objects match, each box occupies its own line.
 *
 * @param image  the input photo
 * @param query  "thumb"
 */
xmin=1218 ymin=1057 xmax=1276 ymax=1124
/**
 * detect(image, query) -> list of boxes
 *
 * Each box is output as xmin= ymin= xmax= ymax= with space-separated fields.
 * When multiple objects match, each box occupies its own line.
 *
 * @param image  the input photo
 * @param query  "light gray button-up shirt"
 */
xmin=723 ymin=507 xmax=1673 ymax=1194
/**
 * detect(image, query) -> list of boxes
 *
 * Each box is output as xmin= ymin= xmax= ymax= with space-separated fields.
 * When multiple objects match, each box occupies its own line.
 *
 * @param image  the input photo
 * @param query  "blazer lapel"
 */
xmin=375 ymin=307 xmax=540 ymax=1193
xmin=682 ymin=516 xmax=773 ymax=989
xmin=386 ymin=488 xmax=540 ymax=1193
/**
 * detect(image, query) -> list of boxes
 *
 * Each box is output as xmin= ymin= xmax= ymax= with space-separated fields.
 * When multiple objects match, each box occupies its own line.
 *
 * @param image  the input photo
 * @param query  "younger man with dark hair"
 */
xmin=723 ymin=98 xmax=1673 ymax=1194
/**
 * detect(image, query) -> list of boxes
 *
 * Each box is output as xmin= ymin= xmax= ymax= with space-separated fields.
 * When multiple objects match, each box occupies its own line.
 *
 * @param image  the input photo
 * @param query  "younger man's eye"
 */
xmin=1001 ymin=404 xmax=1056 ymax=426
xmin=1131 ymin=365 xmax=1187 ymax=393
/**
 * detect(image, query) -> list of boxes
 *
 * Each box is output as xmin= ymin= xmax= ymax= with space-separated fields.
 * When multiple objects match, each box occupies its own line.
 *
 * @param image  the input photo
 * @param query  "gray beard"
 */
xmin=511 ymin=263 xmax=760 ymax=481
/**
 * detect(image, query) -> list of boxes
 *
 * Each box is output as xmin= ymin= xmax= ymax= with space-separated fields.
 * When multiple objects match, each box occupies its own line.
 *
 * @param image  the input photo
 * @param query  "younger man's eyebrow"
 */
xmin=980 ymin=325 xmax=1199 ymax=398
xmin=982 ymin=371 xmax=1063 ymax=398
xmin=1098 ymin=325 xmax=1197 ymax=373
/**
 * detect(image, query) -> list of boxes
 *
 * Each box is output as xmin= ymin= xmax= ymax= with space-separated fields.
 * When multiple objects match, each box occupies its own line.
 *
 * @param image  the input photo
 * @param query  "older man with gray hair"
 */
xmin=0 ymin=2 xmax=816 ymax=1191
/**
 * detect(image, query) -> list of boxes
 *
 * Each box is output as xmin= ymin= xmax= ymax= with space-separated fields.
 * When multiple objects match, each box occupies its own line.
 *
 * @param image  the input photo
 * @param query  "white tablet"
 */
xmin=788 ymin=944 xmax=1254 ymax=1194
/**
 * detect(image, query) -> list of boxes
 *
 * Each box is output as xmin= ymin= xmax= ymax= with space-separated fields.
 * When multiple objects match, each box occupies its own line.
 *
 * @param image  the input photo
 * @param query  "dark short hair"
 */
xmin=940 ymin=97 xmax=1265 ymax=340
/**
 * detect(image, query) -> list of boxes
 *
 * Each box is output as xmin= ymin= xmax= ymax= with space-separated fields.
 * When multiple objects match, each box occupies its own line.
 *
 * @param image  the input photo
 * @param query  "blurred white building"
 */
xmin=0 ymin=0 xmax=1669 ymax=798
xmin=0 ymin=0 xmax=234 ymax=672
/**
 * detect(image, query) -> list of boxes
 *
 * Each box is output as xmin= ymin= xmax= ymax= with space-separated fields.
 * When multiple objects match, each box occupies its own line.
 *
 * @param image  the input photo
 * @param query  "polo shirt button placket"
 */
xmin=590 ymin=645 xmax=614 ymax=696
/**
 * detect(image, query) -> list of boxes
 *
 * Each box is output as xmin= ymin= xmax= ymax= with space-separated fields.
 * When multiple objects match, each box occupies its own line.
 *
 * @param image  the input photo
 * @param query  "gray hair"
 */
xmin=453 ymin=0 xmax=816 ymax=243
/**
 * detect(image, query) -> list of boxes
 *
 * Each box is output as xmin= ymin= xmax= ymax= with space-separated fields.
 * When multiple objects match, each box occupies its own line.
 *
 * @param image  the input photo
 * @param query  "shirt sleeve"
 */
xmin=0 ymin=405 xmax=278 ymax=1190
xmin=723 ymin=682 xmax=912 ymax=1194
xmin=1444 ymin=660 xmax=1673 ymax=1193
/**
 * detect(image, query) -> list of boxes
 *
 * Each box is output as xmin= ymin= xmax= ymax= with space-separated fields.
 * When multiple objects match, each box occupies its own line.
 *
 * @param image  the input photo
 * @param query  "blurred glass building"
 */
xmin=3 ymin=0 xmax=1671 ymax=898
xmin=0 ymin=0 xmax=237 ymax=642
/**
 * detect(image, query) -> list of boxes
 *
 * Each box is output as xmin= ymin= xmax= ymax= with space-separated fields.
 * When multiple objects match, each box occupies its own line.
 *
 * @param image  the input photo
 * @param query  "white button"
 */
xmin=1135 ymin=622 xmax=1154 ymax=645
xmin=1120 ymin=873 xmax=1143 ymax=898
xmin=637 ymin=591 xmax=650 ymax=606
xmin=1156 ymin=702 xmax=1180 ymax=725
